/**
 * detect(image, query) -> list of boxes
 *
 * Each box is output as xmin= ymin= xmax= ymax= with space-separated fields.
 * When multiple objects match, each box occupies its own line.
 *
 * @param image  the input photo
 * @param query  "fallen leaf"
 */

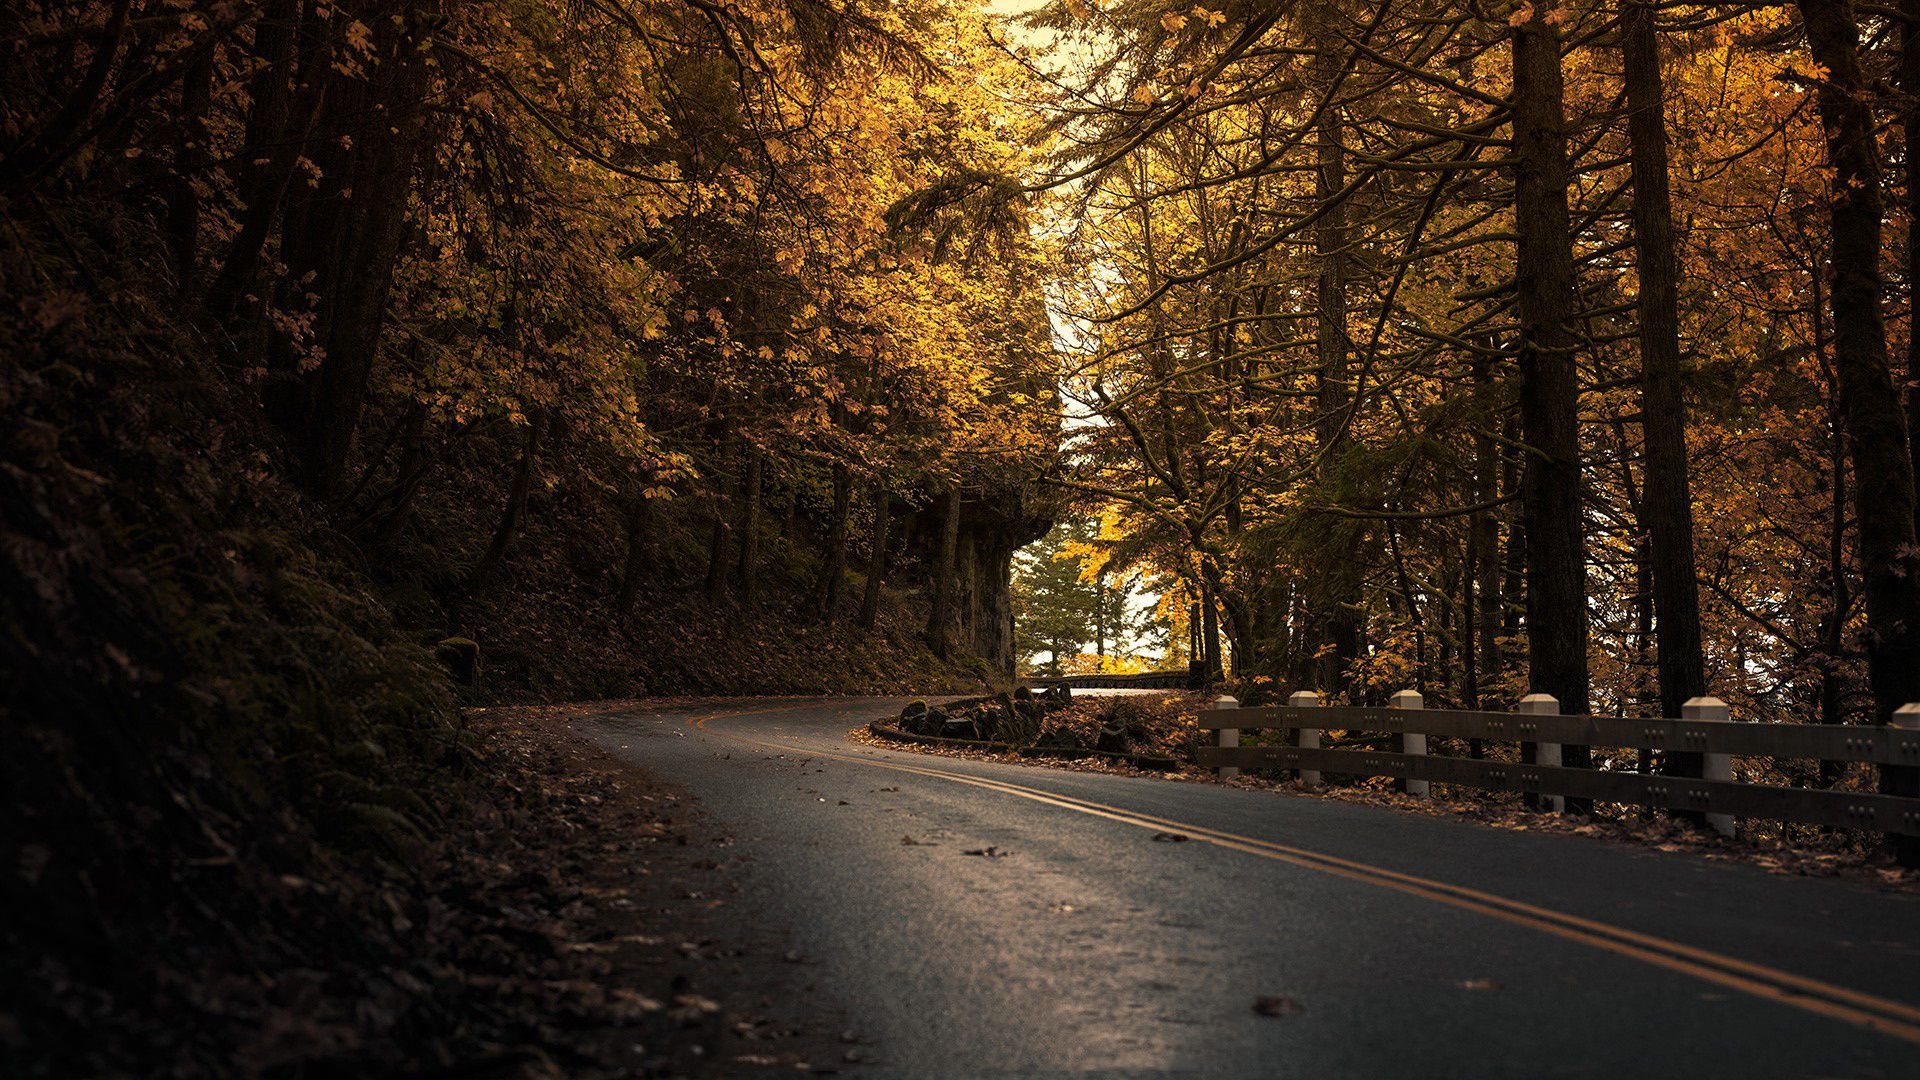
xmin=1253 ymin=995 xmax=1303 ymax=1017
xmin=1458 ymin=978 xmax=1502 ymax=991
xmin=1153 ymin=832 xmax=1190 ymax=843
xmin=962 ymin=846 xmax=1012 ymax=858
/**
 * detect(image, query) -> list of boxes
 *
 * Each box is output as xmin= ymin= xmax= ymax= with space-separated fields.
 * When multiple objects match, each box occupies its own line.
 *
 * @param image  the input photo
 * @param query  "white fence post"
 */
xmin=1519 ymin=693 xmax=1564 ymax=813
xmin=1391 ymin=689 xmax=1429 ymax=797
xmin=1290 ymin=690 xmax=1321 ymax=788
xmin=1894 ymin=708 xmax=1920 ymax=838
xmin=1684 ymin=696 xmax=1734 ymax=838
xmin=1216 ymin=694 xmax=1240 ymax=779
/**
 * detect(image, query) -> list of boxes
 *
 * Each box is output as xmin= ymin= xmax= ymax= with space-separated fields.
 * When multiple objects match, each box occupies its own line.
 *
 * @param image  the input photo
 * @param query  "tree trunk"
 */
xmin=705 ymin=448 xmax=732 ymax=605
xmin=1819 ymin=333 xmax=1851 ymax=785
xmin=166 ymin=46 xmax=212 ymax=296
xmin=1799 ymin=0 xmax=1920 ymax=751
xmin=1905 ymin=0 xmax=1920 ymax=541
xmin=1202 ymin=583 xmax=1222 ymax=681
xmin=820 ymin=464 xmax=851 ymax=624
xmin=1095 ymin=575 xmax=1107 ymax=659
xmin=1512 ymin=5 xmax=1592 ymax=810
xmin=926 ymin=485 xmax=962 ymax=658
xmin=1469 ymin=356 xmax=1503 ymax=713
xmin=1624 ymin=0 xmax=1708 ymax=729
xmin=1511 ymin=4 xmax=1593 ymax=722
xmin=466 ymin=412 xmax=545 ymax=593
xmin=860 ymin=485 xmax=890 ymax=630
xmin=737 ymin=452 xmax=763 ymax=608
xmin=1311 ymin=41 xmax=1363 ymax=699
xmin=299 ymin=29 xmax=431 ymax=497
xmin=364 ymin=401 xmax=433 ymax=547
xmin=617 ymin=494 xmax=653 ymax=615
xmin=204 ymin=0 xmax=313 ymax=319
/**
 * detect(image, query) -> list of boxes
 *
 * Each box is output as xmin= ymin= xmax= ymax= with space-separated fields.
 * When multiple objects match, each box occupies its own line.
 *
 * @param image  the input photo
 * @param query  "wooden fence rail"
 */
xmin=1197 ymin=691 xmax=1920 ymax=839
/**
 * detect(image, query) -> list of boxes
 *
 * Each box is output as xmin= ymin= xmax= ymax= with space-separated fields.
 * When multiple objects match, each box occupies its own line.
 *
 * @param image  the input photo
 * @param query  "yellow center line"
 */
xmin=665 ymin=703 xmax=1920 ymax=1046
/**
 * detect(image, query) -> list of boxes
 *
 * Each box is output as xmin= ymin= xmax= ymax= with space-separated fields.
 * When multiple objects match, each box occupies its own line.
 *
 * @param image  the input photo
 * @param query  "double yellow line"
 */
xmin=668 ymin=703 xmax=1920 ymax=1044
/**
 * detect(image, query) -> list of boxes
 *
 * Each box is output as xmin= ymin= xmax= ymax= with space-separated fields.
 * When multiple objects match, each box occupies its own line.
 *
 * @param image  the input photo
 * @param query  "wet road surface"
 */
xmin=574 ymin=696 xmax=1920 ymax=1078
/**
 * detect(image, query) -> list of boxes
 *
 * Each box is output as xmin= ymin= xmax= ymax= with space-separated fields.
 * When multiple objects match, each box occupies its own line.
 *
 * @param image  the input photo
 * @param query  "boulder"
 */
xmin=435 ymin=637 xmax=481 ymax=686
xmin=913 ymin=704 xmax=950 ymax=736
xmin=1035 ymin=725 xmax=1082 ymax=750
xmin=999 ymin=704 xmax=1040 ymax=746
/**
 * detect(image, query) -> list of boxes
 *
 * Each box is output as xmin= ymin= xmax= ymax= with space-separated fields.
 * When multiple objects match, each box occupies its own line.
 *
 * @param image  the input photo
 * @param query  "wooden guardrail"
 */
xmin=1023 ymin=671 xmax=1195 ymax=690
xmin=1197 ymin=690 xmax=1920 ymax=838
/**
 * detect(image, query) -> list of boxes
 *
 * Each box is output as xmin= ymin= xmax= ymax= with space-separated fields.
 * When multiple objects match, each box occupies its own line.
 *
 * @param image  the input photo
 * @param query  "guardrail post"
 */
xmin=1888 ymin=705 xmax=1920 ymax=865
xmin=1289 ymin=690 xmax=1321 ymax=788
xmin=1684 ymin=696 xmax=1734 ymax=838
xmin=1390 ymin=689 xmax=1429 ymax=797
xmin=1215 ymin=694 xmax=1240 ymax=779
xmin=1519 ymin=693 xmax=1564 ymax=813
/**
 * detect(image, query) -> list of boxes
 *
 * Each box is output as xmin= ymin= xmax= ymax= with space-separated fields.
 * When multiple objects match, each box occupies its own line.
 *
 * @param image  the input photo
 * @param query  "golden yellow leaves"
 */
xmin=1507 ymin=2 xmax=1569 ymax=28
xmin=1161 ymin=7 xmax=1224 ymax=34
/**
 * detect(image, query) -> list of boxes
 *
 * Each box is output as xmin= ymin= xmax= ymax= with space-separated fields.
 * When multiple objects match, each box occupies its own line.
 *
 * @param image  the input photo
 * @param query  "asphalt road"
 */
xmin=575 ymin=696 xmax=1920 ymax=1078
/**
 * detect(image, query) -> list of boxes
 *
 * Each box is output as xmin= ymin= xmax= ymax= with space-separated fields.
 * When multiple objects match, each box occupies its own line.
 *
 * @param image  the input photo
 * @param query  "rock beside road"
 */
xmin=894 ymin=690 xmax=1208 ymax=760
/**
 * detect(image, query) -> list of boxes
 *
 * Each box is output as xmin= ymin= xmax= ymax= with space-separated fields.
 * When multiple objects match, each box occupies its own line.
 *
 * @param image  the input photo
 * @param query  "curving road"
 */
xmin=574 ymin=696 xmax=1920 ymax=1078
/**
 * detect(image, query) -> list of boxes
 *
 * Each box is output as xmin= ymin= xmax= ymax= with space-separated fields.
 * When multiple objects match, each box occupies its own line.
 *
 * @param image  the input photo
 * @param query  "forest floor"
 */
xmin=15 ymin=703 xmax=861 ymax=1078
xmin=376 ymin=702 xmax=864 ymax=1077
xmin=852 ymin=718 xmax=1920 ymax=895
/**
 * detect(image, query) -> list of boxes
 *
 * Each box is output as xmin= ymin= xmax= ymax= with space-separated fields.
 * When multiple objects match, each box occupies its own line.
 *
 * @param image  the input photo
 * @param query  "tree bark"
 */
xmin=1310 ymin=36 xmax=1364 ymax=698
xmin=299 ymin=12 xmax=433 ymax=497
xmin=859 ymin=484 xmax=890 ymax=630
xmin=205 ymin=0 xmax=313 ymax=318
xmin=1799 ymin=0 xmax=1920 ymax=861
xmin=466 ymin=412 xmax=545 ymax=593
xmin=820 ymin=464 xmax=851 ymax=624
xmin=926 ymin=485 xmax=962 ymax=658
xmin=1905 ymin=0 xmax=1920 ymax=540
xmin=1799 ymin=0 xmax=1920 ymax=728
xmin=1512 ymin=5 xmax=1592 ymax=802
xmin=616 ymin=494 xmax=653 ymax=615
xmin=737 ymin=452 xmax=763 ymax=608
xmin=1202 ymin=582 xmax=1222 ymax=681
xmin=1469 ymin=356 xmax=1503 ymax=712
xmin=1818 ymin=330 xmax=1850 ymax=785
xmin=705 ymin=447 xmax=732 ymax=605
xmin=1623 ymin=0 xmax=1708 ymax=728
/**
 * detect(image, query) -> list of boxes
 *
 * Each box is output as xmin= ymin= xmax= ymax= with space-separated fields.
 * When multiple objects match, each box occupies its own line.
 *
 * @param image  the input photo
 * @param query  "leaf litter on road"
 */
xmin=1253 ymin=996 xmax=1304 ymax=1018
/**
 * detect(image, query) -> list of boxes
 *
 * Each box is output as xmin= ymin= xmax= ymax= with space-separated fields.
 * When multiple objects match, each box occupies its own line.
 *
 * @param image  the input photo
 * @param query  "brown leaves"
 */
xmin=1252 ymin=996 xmax=1304 ymax=1017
